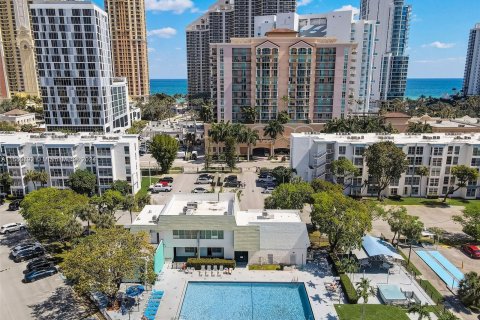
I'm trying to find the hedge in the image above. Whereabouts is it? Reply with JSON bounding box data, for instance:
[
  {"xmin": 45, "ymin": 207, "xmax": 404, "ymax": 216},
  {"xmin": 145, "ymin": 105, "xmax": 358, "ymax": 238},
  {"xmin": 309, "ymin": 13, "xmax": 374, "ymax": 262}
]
[
  {"xmin": 186, "ymin": 258, "xmax": 236, "ymax": 270},
  {"xmin": 248, "ymin": 264, "xmax": 282, "ymax": 271},
  {"xmin": 418, "ymin": 279, "xmax": 444, "ymax": 304},
  {"xmin": 339, "ymin": 274, "xmax": 358, "ymax": 304},
  {"xmin": 329, "ymin": 253, "xmax": 345, "ymax": 274}
]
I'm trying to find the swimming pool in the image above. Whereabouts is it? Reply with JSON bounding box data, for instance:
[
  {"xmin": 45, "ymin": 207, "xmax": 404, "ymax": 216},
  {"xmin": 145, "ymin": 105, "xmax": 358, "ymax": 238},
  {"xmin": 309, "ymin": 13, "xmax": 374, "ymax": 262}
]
[{"xmin": 179, "ymin": 282, "xmax": 315, "ymax": 320}]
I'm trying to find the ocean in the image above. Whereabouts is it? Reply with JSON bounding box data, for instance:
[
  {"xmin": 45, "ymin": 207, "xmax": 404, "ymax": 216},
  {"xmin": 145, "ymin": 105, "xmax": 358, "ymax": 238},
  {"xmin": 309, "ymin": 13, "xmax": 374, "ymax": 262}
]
[{"xmin": 149, "ymin": 78, "xmax": 465, "ymax": 100}]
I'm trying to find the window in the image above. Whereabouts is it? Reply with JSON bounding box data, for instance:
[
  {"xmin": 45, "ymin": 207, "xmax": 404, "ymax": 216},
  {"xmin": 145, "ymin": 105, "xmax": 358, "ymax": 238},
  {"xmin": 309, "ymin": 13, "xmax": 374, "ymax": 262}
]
[
  {"xmin": 432, "ymin": 147, "xmax": 443, "ymax": 156},
  {"xmin": 354, "ymin": 147, "xmax": 365, "ymax": 156},
  {"xmin": 124, "ymin": 146, "xmax": 130, "ymax": 153},
  {"xmin": 467, "ymin": 188, "xmax": 476, "ymax": 197},
  {"xmin": 408, "ymin": 146, "xmax": 415, "ymax": 155},
  {"xmin": 416, "ymin": 147, "xmax": 424, "ymax": 155},
  {"xmin": 184, "ymin": 247, "xmax": 195, "ymax": 253},
  {"xmin": 429, "ymin": 178, "xmax": 439, "ymax": 187},
  {"xmin": 338, "ymin": 146, "xmax": 346, "ymax": 155},
  {"xmin": 354, "ymin": 158, "xmax": 363, "ymax": 166},
  {"xmin": 431, "ymin": 168, "xmax": 441, "ymax": 177},
  {"xmin": 471, "ymin": 158, "xmax": 480, "ymax": 167},
  {"xmin": 97, "ymin": 158, "xmax": 112, "ymax": 166},
  {"xmin": 211, "ymin": 248, "xmax": 223, "ymax": 253},
  {"xmin": 431, "ymin": 158, "xmax": 442, "ymax": 167},
  {"xmin": 411, "ymin": 187, "xmax": 419, "ymax": 195}
]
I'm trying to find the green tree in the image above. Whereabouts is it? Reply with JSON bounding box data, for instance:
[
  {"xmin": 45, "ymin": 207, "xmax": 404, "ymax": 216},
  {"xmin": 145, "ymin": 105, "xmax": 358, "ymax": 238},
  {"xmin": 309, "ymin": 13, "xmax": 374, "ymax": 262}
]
[
  {"xmin": 74, "ymin": 204, "xmax": 98, "ymax": 233},
  {"xmin": 415, "ymin": 166, "xmax": 429, "ymax": 197},
  {"xmin": 68, "ymin": 169, "xmax": 97, "ymax": 196},
  {"xmin": 20, "ymin": 188, "xmax": 88, "ymax": 241},
  {"xmin": 322, "ymin": 116, "xmax": 396, "ymax": 134},
  {"xmin": 61, "ymin": 228, "xmax": 155, "ymax": 304},
  {"xmin": 24, "ymin": 170, "xmax": 39, "ymax": 192},
  {"xmin": 263, "ymin": 120, "xmax": 284, "ymax": 156},
  {"xmin": 271, "ymin": 166, "xmax": 293, "ymax": 184},
  {"xmin": 437, "ymin": 311, "xmax": 460, "ymax": 320},
  {"xmin": 140, "ymin": 94, "xmax": 175, "ymax": 121},
  {"xmin": 150, "ymin": 134, "xmax": 179, "ymax": 173},
  {"xmin": 184, "ymin": 132, "xmax": 196, "ymax": 153},
  {"xmin": 406, "ymin": 122, "xmax": 433, "ymax": 133},
  {"xmin": 277, "ymin": 110, "xmax": 290, "ymax": 124},
  {"xmin": 458, "ymin": 271, "xmax": 480, "ymax": 309},
  {"xmin": 402, "ymin": 215, "xmax": 424, "ymax": 264},
  {"xmin": 408, "ymin": 303, "xmax": 432, "ymax": 320},
  {"xmin": 200, "ymin": 103, "xmax": 214, "ymax": 123},
  {"xmin": 0, "ymin": 121, "xmax": 17, "ymax": 131},
  {"xmin": 330, "ymin": 158, "xmax": 359, "ymax": 189},
  {"xmin": 0, "ymin": 172, "xmax": 13, "ymax": 194},
  {"xmin": 241, "ymin": 106, "xmax": 257, "ymax": 124},
  {"xmin": 386, "ymin": 206, "xmax": 408, "ymax": 244},
  {"xmin": 239, "ymin": 127, "xmax": 259, "ymax": 161},
  {"xmin": 453, "ymin": 206, "xmax": 480, "ymax": 242},
  {"xmin": 364, "ymin": 141, "xmax": 408, "ymax": 200},
  {"xmin": 311, "ymin": 190, "xmax": 372, "ymax": 252},
  {"xmin": 264, "ymin": 182, "xmax": 314, "ymax": 210},
  {"xmin": 93, "ymin": 189, "xmax": 125, "ymax": 216},
  {"xmin": 36, "ymin": 170, "xmax": 48, "ymax": 187},
  {"xmin": 224, "ymin": 136, "xmax": 237, "ymax": 170},
  {"xmin": 443, "ymin": 165, "xmax": 479, "ymax": 202},
  {"xmin": 310, "ymin": 179, "xmax": 343, "ymax": 193},
  {"xmin": 110, "ymin": 180, "xmax": 131, "ymax": 196},
  {"xmin": 356, "ymin": 277, "xmax": 376, "ymax": 320},
  {"xmin": 123, "ymin": 194, "xmax": 136, "ymax": 224},
  {"xmin": 20, "ymin": 124, "xmax": 35, "ymax": 132},
  {"xmin": 135, "ymin": 193, "xmax": 151, "ymax": 210},
  {"xmin": 126, "ymin": 120, "xmax": 148, "ymax": 134}
]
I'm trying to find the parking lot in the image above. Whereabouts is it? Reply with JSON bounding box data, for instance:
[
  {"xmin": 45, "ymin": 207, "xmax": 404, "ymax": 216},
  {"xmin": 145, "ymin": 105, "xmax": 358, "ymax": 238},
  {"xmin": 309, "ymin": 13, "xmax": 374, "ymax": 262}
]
[
  {"xmin": 147, "ymin": 171, "xmax": 273, "ymax": 211},
  {"xmin": 0, "ymin": 206, "xmax": 89, "ymax": 320}
]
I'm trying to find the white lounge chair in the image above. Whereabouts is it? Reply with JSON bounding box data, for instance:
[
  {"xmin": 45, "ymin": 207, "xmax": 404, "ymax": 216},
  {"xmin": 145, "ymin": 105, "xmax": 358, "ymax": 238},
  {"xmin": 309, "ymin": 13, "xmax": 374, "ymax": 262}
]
[
  {"xmin": 206, "ymin": 265, "xmax": 211, "ymax": 276},
  {"xmin": 200, "ymin": 265, "xmax": 205, "ymax": 276},
  {"xmin": 219, "ymin": 265, "xmax": 223, "ymax": 277},
  {"xmin": 213, "ymin": 265, "xmax": 218, "ymax": 276},
  {"xmin": 228, "ymin": 268, "xmax": 233, "ymax": 274}
]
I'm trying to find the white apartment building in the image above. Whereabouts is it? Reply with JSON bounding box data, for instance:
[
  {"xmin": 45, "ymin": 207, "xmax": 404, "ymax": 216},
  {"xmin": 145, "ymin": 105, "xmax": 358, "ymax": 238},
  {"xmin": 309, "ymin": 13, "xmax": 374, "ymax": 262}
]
[
  {"xmin": 291, "ymin": 133, "xmax": 480, "ymax": 199},
  {"xmin": 254, "ymin": 10, "xmax": 377, "ymax": 113},
  {"xmin": 130, "ymin": 193, "xmax": 310, "ymax": 265},
  {"xmin": 0, "ymin": 132, "xmax": 140, "ymax": 197},
  {"xmin": 30, "ymin": 1, "xmax": 131, "ymax": 133},
  {"xmin": 463, "ymin": 23, "xmax": 480, "ymax": 96},
  {"xmin": 0, "ymin": 109, "xmax": 36, "ymax": 125}
]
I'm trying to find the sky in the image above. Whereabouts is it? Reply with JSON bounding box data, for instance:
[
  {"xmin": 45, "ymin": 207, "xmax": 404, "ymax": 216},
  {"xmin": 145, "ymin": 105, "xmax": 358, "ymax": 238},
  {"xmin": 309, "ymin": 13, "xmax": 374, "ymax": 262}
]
[{"xmin": 92, "ymin": 0, "xmax": 480, "ymax": 79}]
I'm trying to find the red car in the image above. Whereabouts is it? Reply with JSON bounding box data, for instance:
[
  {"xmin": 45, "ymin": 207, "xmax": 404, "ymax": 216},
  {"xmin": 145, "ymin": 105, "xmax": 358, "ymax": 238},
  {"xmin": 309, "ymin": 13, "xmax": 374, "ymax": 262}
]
[{"xmin": 462, "ymin": 244, "xmax": 480, "ymax": 259}]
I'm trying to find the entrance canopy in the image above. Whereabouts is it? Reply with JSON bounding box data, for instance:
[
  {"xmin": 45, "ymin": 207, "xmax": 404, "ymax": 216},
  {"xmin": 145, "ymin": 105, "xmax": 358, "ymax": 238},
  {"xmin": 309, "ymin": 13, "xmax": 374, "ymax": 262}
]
[{"xmin": 361, "ymin": 235, "xmax": 404, "ymax": 260}]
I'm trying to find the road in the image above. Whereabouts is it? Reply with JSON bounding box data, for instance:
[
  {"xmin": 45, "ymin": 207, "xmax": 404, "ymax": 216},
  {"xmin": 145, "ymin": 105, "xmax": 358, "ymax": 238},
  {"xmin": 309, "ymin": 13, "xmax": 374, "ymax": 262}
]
[{"xmin": 0, "ymin": 206, "xmax": 90, "ymax": 320}]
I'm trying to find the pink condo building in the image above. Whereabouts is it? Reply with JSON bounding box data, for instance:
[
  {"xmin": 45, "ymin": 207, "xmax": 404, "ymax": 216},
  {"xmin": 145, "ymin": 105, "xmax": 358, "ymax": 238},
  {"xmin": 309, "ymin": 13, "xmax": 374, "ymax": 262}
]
[{"xmin": 210, "ymin": 29, "xmax": 357, "ymax": 123}]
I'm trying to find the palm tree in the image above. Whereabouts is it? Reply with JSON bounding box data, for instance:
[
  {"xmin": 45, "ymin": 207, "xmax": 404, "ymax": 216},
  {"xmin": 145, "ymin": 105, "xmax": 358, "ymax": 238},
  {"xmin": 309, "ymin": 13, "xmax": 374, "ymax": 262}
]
[
  {"xmin": 37, "ymin": 171, "xmax": 49, "ymax": 188},
  {"xmin": 74, "ymin": 205, "xmax": 97, "ymax": 233},
  {"xmin": 135, "ymin": 193, "xmax": 151, "ymax": 209},
  {"xmin": 415, "ymin": 166, "xmax": 429, "ymax": 197},
  {"xmin": 241, "ymin": 106, "xmax": 257, "ymax": 124},
  {"xmin": 408, "ymin": 303, "xmax": 432, "ymax": 320},
  {"xmin": 24, "ymin": 170, "xmax": 38, "ymax": 192},
  {"xmin": 123, "ymin": 194, "xmax": 136, "ymax": 224},
  {"xmin": 341, "ymin": 256, "xmax": 359, "ymax": 281},
  {"xmin": 184, "ymin": 132, "xmax": 196, "ymax": 153},
  {"xmin": 0, "ymin": 172, "xmax": 13, "ymax": 195},
  {"xmin": 458, "ymin": 271, "xmax": 480, "ymax": 308},
  {"xmin": 263, "ymin": 120, "xmax": 284, "ymax": 157},
  {"xmin": 356, "ymin": 277, "xmax": 376, "ymax": 320},
  {"xmin": 437, "ymin": 311, "xmax": 460, "ymax": 320},
  {"xmin": 406, "ymin": 122, "xmax": 433, "ymax": 133},
  {"xmin": 240, "ymin": 127, "xmax": 259, "ymax": 162}
]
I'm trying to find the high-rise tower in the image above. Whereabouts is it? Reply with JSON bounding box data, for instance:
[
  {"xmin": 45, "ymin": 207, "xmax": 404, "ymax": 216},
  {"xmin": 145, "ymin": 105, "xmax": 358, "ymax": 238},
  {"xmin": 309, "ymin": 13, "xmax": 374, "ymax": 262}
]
[
  {"xmin": 360, "ymin": 0, "xmax": 411, "ymax": 103},
  {"xmin": 463, "ymin": 23, "xmax": 480, "ymax": 96},
  {"xmin": 0, "ymin": 0, "xmax": 39, "ymax": 96},
  {"xmin": 104, "ymin": 0, "xmax": 150, "ymax": 100}
]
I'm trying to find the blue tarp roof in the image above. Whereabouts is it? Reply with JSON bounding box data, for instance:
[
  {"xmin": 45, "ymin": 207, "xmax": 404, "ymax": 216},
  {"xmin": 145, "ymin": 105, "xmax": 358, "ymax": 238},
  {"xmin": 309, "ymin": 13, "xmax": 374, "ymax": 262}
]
[{"xmin": 362, "ymin": 235, "xmax": 404, "ymax": 260}]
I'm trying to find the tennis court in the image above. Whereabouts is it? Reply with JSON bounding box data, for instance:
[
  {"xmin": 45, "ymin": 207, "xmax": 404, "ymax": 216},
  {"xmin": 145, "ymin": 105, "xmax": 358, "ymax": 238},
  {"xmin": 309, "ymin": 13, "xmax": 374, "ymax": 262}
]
[{"xmin": 416, "ymin": 251, "xmax": 463, "ymax": 289}]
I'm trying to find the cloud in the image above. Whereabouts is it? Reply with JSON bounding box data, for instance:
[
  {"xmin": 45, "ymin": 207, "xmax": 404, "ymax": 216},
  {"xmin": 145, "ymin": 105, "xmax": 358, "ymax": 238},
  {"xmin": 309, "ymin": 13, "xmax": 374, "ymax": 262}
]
[
  {"xmin": 297, "ymin": 0, "xmax": 312, "ymax": 6},
  {"xmin": 334, "ymin": 5, "xmax": 360, "ymax": 15},
  {"xmin": 145, "ymin": 0, "xmax": 195, "ymax": 14},
  {"xmin": 147, "ymin": 27, "xmax": 177, "ymax": 38},
  {"xmin": 412, "ymin": 57, "xmax": 464, "ymax": 64},
  {"xmin": 175, "ymin": 47, "xmax": 182, "ymax": 50},
  {"xmin": 421, "ymin": 41, "xmax": 455, "ymax": 49},
  {"xmin": 148, "ymin": 47, "xmax": 156, "ymax": 53}
]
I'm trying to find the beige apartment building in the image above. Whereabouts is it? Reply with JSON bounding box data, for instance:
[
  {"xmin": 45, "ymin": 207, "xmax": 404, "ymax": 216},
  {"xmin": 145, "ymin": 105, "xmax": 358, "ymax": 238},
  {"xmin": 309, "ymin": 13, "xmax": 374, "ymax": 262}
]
[
  {"xmin": 0, "ymin": 27, "xmax": 10, "ymax": 100},
  {"xmin": 210, "ymin": 29, "xmax": 357, "ymax": 123},
  {"xmin": 104, "ymin": 0, "xmax": 150, "ymax": 100},
  {"xmin": 0, "ymin": 0, "xmax": 39, "ymax": 96}
]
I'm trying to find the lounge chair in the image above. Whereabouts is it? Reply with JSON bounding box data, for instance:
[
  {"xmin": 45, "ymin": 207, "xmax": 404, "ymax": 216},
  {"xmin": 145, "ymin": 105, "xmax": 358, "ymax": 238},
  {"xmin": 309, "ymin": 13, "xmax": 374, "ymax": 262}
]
[
  {"xmin": 224, "ymin": 267, "xmax": 228, "ymax": 274},
  {"xmin": 213, "ymin": 265, "xmax": 218, "ymax": 276},
  {"xmin": 206, "ymin": 265, "xmax": 211, "ymax": 276},
  {"xmin": 200, "ymin": 265, "xmax": 205, "ymax": 276},
  {"xmin": 228, "ymin": 268, "xmax": 233, "ymax": 274},
  {"xmin": 219, "ymin": 265, "xmax": 223, "ymax": 277}
]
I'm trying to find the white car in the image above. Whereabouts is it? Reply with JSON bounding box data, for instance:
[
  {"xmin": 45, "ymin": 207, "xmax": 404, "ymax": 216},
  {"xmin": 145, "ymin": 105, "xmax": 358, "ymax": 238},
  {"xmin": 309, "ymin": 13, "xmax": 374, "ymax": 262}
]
[
  {"xmin": 192, "ymin": 187, "xmax": 209, "ymax": 193},
  {"xmin": 151, "ymin": 185, "xmax": 172, "ymax": 193},
  {"xmin": 0, "ymin": 223, "xmax": 26, "ymax": 235},
  {"xmin": 262, "ymin": 187, "xmax": 275, "ymax": 194},
  {"xmin": 196, "ymin": 177, "xmax": 213, "ymax": 184}
]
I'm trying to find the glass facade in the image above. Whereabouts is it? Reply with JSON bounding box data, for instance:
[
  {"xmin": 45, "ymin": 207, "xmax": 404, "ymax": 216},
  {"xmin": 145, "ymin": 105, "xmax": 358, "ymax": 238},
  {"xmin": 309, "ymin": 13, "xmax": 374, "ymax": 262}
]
[
  {"xmin": 313, "ymin": 48, "xmax": 336, "ymax": 122},
  {"xmin": 288, "ymin": 47, "xmax": 312, "ymax": 122},
  {"xmin": 255, "ymin": 47, "xmax": 278, "ymax": 122}
]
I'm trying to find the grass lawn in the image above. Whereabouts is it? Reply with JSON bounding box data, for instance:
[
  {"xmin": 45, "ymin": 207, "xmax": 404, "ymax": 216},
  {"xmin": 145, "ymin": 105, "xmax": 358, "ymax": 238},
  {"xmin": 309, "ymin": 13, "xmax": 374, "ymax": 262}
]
[
  {"xmin": 334, "ymin": 304, "xmax": 409, "ymax": 320},
  {"xmin": 366, "ymin": 197, "xmax": 480, "ymax": 210},
  {"xmin": 136, "ymin": 176, "xmax": 160, "ymax": 197}
]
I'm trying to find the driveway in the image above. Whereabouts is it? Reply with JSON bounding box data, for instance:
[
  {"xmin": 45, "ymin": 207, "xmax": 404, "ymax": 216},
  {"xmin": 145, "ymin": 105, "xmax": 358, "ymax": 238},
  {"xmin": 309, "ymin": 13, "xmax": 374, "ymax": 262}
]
[{"xmin": 0, "ymin": 206, "xmax": 91, "ymax": 319}]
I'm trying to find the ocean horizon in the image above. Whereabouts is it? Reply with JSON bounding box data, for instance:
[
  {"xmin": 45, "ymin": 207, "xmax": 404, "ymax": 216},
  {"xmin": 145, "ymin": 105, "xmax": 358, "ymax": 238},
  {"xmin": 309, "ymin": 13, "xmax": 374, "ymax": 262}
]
[{"xmin": 150, "ymin": 78, "xmax": 464, "ymax": 100}]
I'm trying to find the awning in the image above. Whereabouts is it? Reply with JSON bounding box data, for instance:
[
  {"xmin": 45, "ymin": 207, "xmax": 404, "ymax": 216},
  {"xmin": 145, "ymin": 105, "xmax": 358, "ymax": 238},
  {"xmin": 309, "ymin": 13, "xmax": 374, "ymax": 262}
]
[
  {"xmin": 352, "ymin": 247, "xmax": 369, "ymax": 260},
  {"xmin": 362, "ymin": 235, "xmax": 404, "ymax": 260}
]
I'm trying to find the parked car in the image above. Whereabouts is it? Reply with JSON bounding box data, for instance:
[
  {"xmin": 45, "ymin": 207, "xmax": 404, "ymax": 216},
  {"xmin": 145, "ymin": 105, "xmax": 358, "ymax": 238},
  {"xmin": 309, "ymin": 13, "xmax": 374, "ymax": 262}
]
[
  {"xmin": 0, "ymin": 222, "xmax": 26, "ymax": 234},
  {"xmin": 224, "ymin": 180, "xmax": 240, "ymax": 188},
  {"xmin": 262, "ymin": 187, "xmax": 275, "ymax": 194},
  {"xmin": 192, "ymin": 187, "xmax": 209, "ymax": 193},
  {"xmin": 224, "ymin": 175, "xmax": 238, "ymax": 182},
  {"xmin": 160, "ymin": 177, "xmax": 174, "ymax": 184},
  {"xmin": 462, "ymin": 244, "xmax": 480, "ymax": 259},
  {"xmin": 257, "ymin": 175, "xmax": 276, "ymax": 183},
  {"xmin": 24, "ymin": 266, "xmax": 57, "ymax": 283},
  {"xmin": 25, "ymin": 257, "xmax": 54, "ymax": 273},
  {"xmin": 199, "ymin": 174, "xmax": 213, "ymax": 179},
  {"xmin": 151, "ymin": 185, "xmax": 172, "ymax": 193},
  {"xmin": 11, "ymin": 247, "xmax": 45, "ymax": 262},
  {"xmin": 196, "ymin": 177, "xmax": 213, "ymax": 184},
  {"xmin": 8, "ymin": 200, "xmax": 21, "ymax": 211},
  {"xmin": 12, "ymin": 242, "xmax": 42, "ymax": 253},
  {"xmin": 262, "ymin": 181, "xmax": 277, "ymax": 188}
]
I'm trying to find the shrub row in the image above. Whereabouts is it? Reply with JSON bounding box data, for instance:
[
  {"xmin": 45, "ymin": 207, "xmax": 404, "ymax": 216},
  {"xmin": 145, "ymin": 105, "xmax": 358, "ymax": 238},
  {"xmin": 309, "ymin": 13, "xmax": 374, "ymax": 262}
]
[
  {"xmin": 248, "ymin": 264, "xmax": 282, "ymax": 271},
  {"xmin": 186, "ymin": 258, "xmax": 236, "ymax": 270},
  {"xmin": 339, "ymin": 274, "xmax": 358, "ymax": 304},
  {"xmin": 329, "ymin": 253, "xmax": 345, "ymax": 274},
  {"xmin": 418, "ymin": 279, "xmax": 444, "ymax": 304}
]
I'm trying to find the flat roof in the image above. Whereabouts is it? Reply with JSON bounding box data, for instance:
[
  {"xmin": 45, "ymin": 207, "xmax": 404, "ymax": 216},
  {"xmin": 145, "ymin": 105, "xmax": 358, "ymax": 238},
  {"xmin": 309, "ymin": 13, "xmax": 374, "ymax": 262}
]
[
  {"xmin": 0, "ymin": 132, "xmax": 137, "ymax": 145},
  {"xmin": 291, "ymin": 132, "xmax": 480, "ymax": 144},
  {"xmin": 236, "ymin": 209, "xmax": 303, "ymax": 226},
  {"xmin": 133, "ymin": 205, "xmax": 165, "ymax": 226},
  {"xmin": 160, "ymin": 193, "xmax": 236, "ymax": 216}
]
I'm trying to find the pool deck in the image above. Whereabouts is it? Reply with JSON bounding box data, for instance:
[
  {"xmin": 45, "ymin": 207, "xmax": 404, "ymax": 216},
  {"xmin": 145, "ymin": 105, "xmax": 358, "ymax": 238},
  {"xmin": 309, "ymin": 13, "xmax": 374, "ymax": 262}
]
[{"xmin": 155, "ymin": 262, "xmax": 343, "ymax": 320}]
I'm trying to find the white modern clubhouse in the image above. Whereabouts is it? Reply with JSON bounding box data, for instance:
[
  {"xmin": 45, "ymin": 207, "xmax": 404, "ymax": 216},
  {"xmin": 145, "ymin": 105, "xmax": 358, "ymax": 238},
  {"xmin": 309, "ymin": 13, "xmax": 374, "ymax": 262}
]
[{"xmin": 130, "ymin": 193, "xmax": 309, "ymax": 265}]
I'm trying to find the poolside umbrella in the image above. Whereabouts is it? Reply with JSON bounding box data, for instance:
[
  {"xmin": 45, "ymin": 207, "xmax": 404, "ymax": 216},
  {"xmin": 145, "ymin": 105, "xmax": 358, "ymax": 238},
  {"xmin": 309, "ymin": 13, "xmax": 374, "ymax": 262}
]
[{"xmin": 126, "ymin": 285, "xmax": 145, "ymax": 298}]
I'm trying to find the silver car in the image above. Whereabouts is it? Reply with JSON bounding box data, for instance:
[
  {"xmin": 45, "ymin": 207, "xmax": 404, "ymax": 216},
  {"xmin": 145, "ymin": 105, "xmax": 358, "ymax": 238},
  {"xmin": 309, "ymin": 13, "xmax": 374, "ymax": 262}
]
[{"xmin": 0, "ymin": 222, "xmax": 26, "ymax": 234}]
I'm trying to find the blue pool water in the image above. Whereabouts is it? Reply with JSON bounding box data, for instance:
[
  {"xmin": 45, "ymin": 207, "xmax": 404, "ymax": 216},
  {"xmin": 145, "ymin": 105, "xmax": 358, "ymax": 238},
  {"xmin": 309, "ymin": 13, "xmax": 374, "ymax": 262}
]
[{"xmin": 179, "ymin": 282, "xmax": 314, "ymax": 320}]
